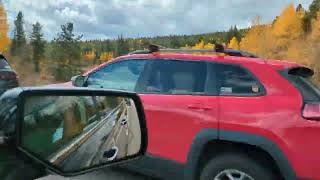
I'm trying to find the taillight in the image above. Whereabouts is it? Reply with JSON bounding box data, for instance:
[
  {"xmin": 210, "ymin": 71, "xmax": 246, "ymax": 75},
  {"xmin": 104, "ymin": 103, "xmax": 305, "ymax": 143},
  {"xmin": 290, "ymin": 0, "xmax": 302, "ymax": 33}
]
[
  {"xmin": 0, "ymin": 72, "xmax": 17, "ymax": 80},
  {"xmin": 303, "ymin": 103, "xmax": 320, "ymax": 120}
]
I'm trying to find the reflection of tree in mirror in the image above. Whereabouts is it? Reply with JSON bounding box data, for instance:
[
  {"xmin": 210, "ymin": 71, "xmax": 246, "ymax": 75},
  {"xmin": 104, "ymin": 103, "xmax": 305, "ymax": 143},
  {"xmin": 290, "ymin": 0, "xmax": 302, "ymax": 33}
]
[{"xmin": 23, "ymin": 96, "xmax": 99, "ymax": 157}]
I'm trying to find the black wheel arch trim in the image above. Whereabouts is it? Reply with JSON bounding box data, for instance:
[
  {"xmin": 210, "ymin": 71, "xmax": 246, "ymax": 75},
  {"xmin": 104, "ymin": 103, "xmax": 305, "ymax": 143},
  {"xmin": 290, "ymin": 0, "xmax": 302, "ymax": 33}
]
[{"xmin": 185, "ymin": 128, "xmax": 297, "ymax": 180}]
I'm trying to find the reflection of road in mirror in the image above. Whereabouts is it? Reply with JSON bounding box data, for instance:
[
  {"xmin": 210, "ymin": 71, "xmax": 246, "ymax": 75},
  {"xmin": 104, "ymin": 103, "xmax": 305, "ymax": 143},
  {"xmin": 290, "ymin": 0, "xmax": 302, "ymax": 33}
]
[
  {"xmin": 91, "ymin": 99, "xmax": 141, "ymax": 165},
  {"xmin": 48, "ymin": 98, "xmax": 141, "ymax": 172}
]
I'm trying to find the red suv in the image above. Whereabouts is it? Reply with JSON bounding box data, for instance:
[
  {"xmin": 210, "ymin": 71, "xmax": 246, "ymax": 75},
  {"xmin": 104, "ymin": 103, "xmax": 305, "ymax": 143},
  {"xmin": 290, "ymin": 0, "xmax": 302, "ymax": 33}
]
[
  {"xmin": 68, "ymin": 49, "xmax": 320, "ymax": 180},
  {"xmin": 2, "ymin": 49, "xmax": 319, "ymax": 180}
]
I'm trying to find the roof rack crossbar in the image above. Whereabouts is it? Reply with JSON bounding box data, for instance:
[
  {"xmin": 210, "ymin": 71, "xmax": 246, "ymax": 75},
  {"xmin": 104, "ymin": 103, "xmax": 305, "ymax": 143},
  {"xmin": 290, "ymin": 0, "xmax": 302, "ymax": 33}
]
[
  {"xmin": 129, "ymin": 48, "xmax": 224, "ymax": 55},
  {"xmin": 129, "ymin": 43, "xmax": 226, "ymax": 55}
]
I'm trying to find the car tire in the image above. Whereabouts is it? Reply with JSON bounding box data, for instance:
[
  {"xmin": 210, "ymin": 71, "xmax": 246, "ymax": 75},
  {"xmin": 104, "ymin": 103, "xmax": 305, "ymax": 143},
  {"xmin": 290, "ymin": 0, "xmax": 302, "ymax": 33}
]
[{"xmin": 200, "ymin": 153, "xmax": 278, "ymax": 180}]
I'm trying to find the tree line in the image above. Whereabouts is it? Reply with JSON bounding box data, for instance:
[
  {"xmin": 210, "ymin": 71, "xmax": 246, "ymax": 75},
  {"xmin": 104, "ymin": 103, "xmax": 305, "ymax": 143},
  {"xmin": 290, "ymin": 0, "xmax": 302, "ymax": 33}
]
[
  {"xmin": 236, "ymin": 0, "xmax": 320, "ymax": 82},
  {"xmin": 8, "ymin": 10, "xmax": 246, "ymax": 83},
  {"xmin": 6, "ymin": 0, "xmax": 320, "ymax": 84}
]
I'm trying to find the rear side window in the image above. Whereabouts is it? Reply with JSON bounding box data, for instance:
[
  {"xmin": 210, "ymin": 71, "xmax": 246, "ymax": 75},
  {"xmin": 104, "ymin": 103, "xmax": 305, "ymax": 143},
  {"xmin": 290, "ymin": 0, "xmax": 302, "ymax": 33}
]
[
  {"xmin": 143, "ymin": 60, "xmax": 207, "ymax": 95},
  {"xmin": 0, "ymin": 58, "xmax": 10, "ymax": 70},
  {"xmin": 279, "ymin": 69, "xmax": 320, "ymax": 102},
  {"xmin": 216, "ymin": 64, "xmax": 265, "ymax": 96}
]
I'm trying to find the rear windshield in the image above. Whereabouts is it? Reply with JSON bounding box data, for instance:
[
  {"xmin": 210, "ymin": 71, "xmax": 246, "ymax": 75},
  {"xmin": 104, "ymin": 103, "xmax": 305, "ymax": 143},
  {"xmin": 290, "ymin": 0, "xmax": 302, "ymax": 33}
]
[
  {"xmin": 0, "ymin": 58, "xmax": 11, "ymax": 70},
  {"xmin": 279, "ymin": 69, "xmax": 320, "ymax": 102}
]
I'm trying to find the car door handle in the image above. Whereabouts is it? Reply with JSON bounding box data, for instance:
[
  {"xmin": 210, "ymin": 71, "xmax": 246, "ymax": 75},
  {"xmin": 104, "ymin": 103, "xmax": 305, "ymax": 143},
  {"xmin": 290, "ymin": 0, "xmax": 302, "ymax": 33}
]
[
  {"xmin": 202, "ymin": 106, "xmax": 212, "ymax": 111},
  {"xmin": 187, "ymin": 104, "xmax": 202, "ymax": 109},
  {"xmin": 121, "ymin": 118, "xmax": 128, "ymax": 125},
  {"xmin": 187, "ymin": 104, "xmax": 212, "ymax": 111},
  {"xmin": 103, "ymin": 146, "xmax": 119, "ymax": 161}
]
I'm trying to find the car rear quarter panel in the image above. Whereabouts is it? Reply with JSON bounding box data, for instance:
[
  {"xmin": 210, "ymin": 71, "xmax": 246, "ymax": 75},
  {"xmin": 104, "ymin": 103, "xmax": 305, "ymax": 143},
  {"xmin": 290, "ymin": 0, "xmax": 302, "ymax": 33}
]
[{"xmin": 219, "ymin": 61, "xmax": 320, "ymax": 179}]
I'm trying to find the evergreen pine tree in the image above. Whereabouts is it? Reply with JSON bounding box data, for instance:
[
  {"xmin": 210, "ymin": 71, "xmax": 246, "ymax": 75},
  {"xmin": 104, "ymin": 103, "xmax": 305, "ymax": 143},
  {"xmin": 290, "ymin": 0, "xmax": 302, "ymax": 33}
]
[
  {"xmin": 30, "ymin": 22, "xmax": 45, "ymax": 72},
  {"xmin": 11, "ymin": 11, "xmax": 26, "ymax": 56}
]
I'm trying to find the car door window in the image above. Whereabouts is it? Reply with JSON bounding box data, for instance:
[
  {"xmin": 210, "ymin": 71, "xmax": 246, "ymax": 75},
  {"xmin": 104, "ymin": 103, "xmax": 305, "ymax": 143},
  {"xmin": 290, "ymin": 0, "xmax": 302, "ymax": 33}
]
[
  {"xmin": 87, "ymin": 60, "xmax": 147, "ymax": 91},
  {"xmin": 142, "ymin": 60, "xmax": 207, "ymax": 95},
  {"xmin": 216, "ymin": 64, "xmax": 265, "ymax": 96}
]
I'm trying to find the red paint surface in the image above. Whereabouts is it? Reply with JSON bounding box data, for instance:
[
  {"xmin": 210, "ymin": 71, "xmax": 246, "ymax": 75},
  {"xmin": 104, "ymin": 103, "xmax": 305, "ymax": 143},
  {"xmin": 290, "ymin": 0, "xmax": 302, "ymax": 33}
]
[{"xmin": 59, "ymin": 54, "xmax": 320, "ymax": 179}]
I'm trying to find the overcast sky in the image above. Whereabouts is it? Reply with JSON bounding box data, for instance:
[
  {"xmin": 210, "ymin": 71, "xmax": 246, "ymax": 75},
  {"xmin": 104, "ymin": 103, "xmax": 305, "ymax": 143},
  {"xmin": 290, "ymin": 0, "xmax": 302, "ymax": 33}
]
[{"xmin": 2, "ymin": 0, "xmax": 313, "ymax": 40}]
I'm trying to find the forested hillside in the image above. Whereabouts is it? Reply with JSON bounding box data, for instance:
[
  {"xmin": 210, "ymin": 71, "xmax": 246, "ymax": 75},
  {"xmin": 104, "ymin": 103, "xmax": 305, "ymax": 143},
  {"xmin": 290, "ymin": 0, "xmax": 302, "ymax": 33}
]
[{"xmin": 0, "ymin": 1, "xmax": 319, "ymax": 85}]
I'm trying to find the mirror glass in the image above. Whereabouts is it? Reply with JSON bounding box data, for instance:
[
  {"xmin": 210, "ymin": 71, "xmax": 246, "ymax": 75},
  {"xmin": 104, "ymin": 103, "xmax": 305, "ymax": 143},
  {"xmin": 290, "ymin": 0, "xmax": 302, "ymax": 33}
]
[
  {"xmin": 71, "ymin": 75, "xmax": 86, "ymax": 87},
  {"xmin": 21, "ymin": 95, "xmax": 142, "ymax": 172}
]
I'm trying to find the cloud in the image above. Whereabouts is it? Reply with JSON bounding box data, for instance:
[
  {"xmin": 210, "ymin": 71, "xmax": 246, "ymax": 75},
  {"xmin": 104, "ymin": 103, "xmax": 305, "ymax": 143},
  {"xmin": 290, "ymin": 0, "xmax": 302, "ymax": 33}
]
[{"xmin": 2, "ymin": 0, "xmax": 313, "ymax": 40}]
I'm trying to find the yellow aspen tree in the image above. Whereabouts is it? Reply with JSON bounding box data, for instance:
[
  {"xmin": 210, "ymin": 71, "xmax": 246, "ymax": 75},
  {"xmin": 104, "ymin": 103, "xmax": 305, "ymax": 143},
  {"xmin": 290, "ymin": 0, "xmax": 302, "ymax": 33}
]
[
  {"xmin": 0, "ymin": 3, "xmax": 10, "ymax": 52},
  {"xmin": 309, "ymin": 11, "xmax": 320, "ymax": 80},
  {"xmin": 272, "ymin": 4, "xmax": 303, "ymax": 47},
  {"xmin": 283, "ymin": 6, "xmax": 310, "ymax": 65},
  {"xmin": 285, "ymin": 38, "xmax": 311, "ymax": 65},
  {"xmin": 99, "ymin": 52, "xmax": 114, "ymax": 62},
  {"xmin": 204, "ymin": 43, "xmax": 214, "ymax": 49},
  {"xmin": 240, "ymin": 4, "xmax": 312, "ymax": 66},
  {"xmin": 184, "ymin": 44, "xmax": 191, "ymax": 48},
  {"xmin": 84, "ymin": 50, "xmax": 96, "ymax": 61},
  {"xmin": 274, "ymin": 4, "xmax": 308, "ymax": 63},
  {"xmin": 311, "ymin": 11, "xmax": 320, "ymax": 43},
  {"xmin": 193, "ymin": 40, "xmax": 205, "ymax": 49},
  {"xmin": 240, "ymin": 23, "xmax": 277, "ymax": 58},
  {"xmin": 106, "ymin": 52, "xmax": 114, "ymax": 60},
  {"xmin": 228, "ymin": 37, "xmax": 239, "ymax": 50},
  {"xmin": 297, "ymin": 6, "xmax": 305, "ymax": 19},
  {"xmin": 99, "ymin": 52, "xmax": 108, "ymax": 61},
  {"xmin": 239, "ymin": 25, "xmax": 263, "ymax": 54},
  {"xmin": 240, "ymin": 16, "xmax": 264, "ymax": 54}
]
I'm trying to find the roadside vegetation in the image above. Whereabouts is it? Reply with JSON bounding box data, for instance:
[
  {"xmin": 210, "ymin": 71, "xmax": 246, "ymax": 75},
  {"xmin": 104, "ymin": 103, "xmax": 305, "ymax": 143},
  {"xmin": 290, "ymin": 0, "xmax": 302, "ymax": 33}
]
[{"xmin": 0, "ymin": 1, "xmax": 319, "ymax": 85}]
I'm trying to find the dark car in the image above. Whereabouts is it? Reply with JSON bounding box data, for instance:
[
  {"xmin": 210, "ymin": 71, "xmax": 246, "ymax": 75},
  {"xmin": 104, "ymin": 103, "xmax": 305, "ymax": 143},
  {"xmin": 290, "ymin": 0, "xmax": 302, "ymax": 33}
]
[{"xmin": 0, "ymin": 56, "xmax": 18, "ymax": 95}]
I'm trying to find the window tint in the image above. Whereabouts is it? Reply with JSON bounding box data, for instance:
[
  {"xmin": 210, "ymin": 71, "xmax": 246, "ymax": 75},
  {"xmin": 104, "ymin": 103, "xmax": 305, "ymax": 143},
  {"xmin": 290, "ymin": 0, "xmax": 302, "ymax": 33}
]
[
  {"xmin": 279, "ymin": 70, "xmax": 320, "ymax": 102},
  {"xmin": 217, "ymin": 64, "xmax": 263, "ymax": 96},
  {"xmin": 0, "ymin": 58, "xmax": 11, "ymax": 70},
  {"xmin": 143, "ymin": 60, "xmax": 207, "ymax": 95},
  {"xmin": 87, "ymin": 60, "xmax": 146, "ymax": 91}
]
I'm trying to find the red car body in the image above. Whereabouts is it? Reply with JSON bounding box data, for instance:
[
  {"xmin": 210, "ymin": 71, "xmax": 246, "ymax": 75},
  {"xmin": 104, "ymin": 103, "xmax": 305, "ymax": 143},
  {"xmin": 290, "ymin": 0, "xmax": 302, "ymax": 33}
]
[{"xmin": 63, "ymin": 53, "xmax": 320, "ymax": 180}]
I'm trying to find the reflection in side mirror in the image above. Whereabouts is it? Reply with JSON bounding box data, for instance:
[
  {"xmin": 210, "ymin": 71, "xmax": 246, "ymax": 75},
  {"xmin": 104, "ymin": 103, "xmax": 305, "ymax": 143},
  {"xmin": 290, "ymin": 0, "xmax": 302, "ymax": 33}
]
[{"xmin": 16, "ymin": 88, "xmax": 147, "ymax": 176}]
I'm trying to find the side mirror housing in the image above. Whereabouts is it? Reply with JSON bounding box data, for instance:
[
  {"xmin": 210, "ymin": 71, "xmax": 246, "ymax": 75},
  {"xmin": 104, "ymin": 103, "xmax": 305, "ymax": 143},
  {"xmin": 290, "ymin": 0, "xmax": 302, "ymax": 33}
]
[
  {"xmin": 15, "ymin": 88, "xmax": 147, "ymax": 177},
  {"xmin": 71, "ymin": 75, "xmax": 86, "ymax": 87}
]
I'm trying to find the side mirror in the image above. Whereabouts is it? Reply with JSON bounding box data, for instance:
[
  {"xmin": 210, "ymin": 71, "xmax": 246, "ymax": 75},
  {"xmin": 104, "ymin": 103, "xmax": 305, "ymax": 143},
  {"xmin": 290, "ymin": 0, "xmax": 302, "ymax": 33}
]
[
  {"xmin": 71, "ymin": 75, "xmax": 86, "ymax": 87},
  {"xmin": 16, "ymin": 88, "xmax": 147, "ymax": 176}
]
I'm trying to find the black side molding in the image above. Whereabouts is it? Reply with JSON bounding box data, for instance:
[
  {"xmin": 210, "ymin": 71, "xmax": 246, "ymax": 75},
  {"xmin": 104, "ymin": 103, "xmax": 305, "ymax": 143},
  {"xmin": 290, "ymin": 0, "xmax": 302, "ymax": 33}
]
[
  {"xmin": 185, "ymin": 129, "xmax": 218, "ymax": 180},
  {"xmin": 185, "ymin": 129, "xmax": 297, "ymax": 180}
]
